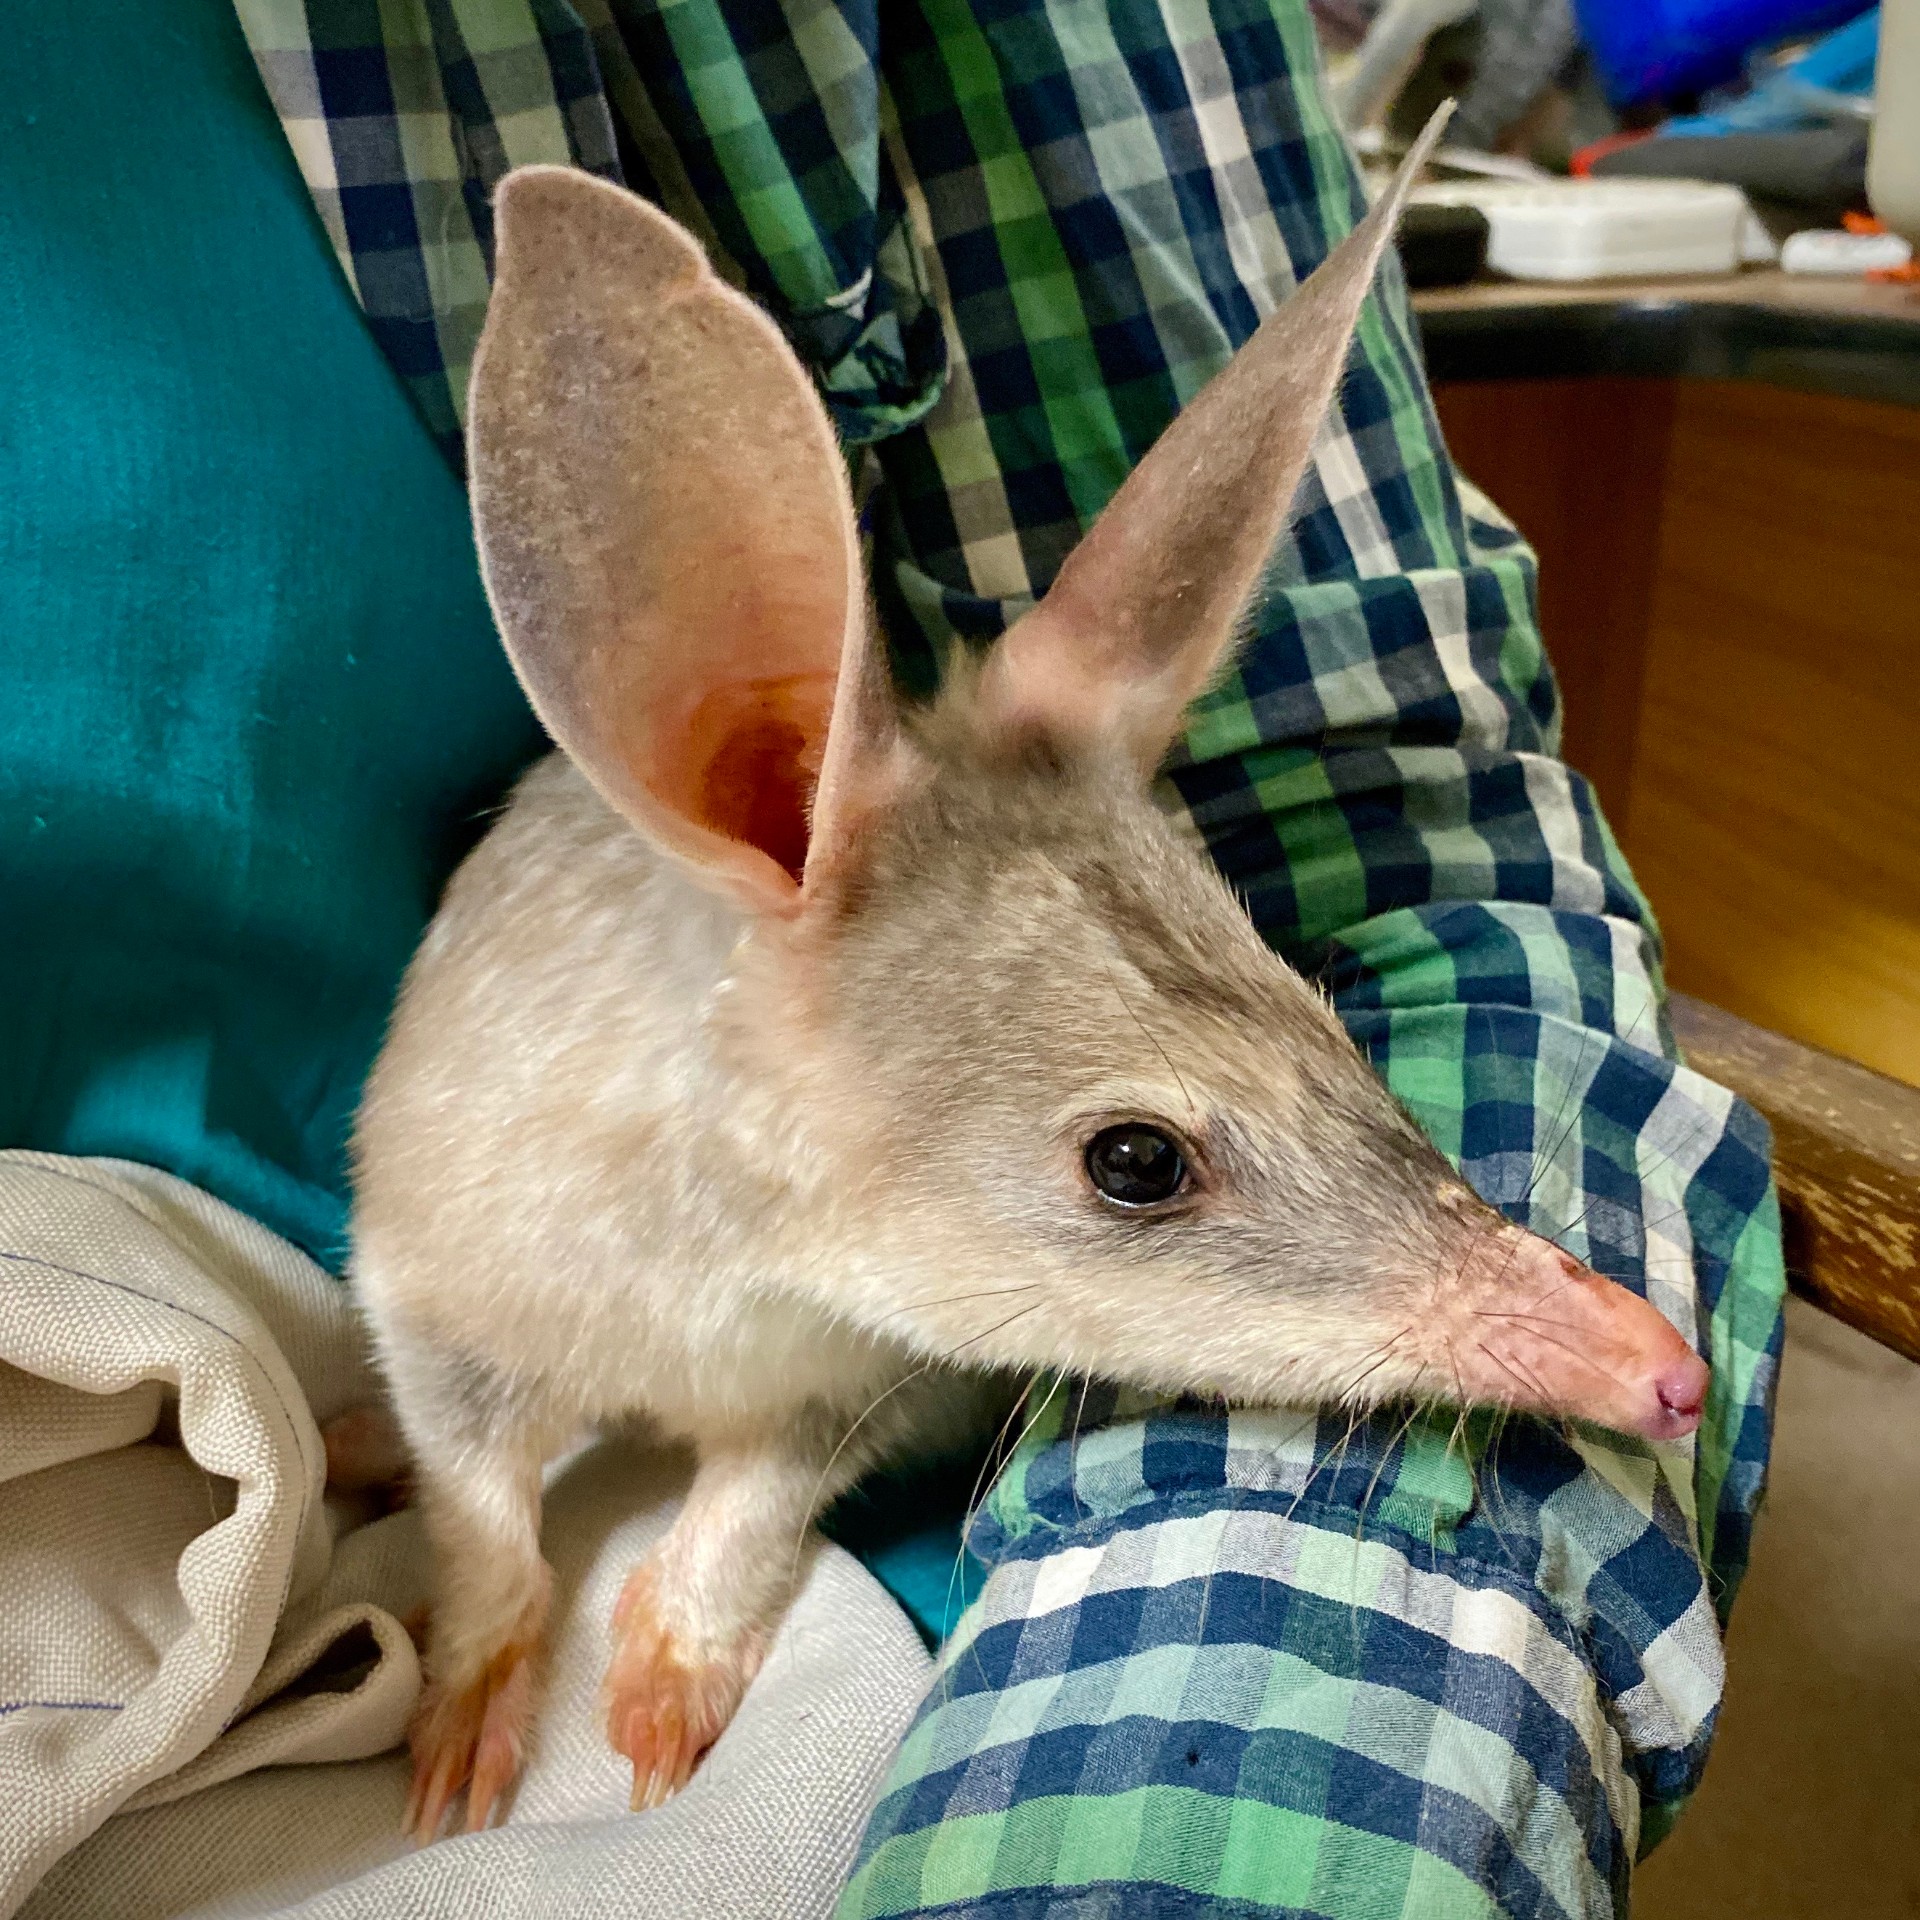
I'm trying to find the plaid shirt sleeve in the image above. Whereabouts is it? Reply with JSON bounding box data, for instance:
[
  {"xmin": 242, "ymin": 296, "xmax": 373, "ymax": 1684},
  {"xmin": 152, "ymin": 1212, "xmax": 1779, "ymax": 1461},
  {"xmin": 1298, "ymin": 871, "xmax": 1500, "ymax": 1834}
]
[{"xmin": 233, "ymin": 4, "xmax": 1786, "ymax": 1915}]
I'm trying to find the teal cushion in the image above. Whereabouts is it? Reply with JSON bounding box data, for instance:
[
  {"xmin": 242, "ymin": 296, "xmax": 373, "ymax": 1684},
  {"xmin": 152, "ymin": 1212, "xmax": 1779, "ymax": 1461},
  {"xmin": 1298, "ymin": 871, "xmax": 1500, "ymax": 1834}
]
[{"xmin": 0, "ymin": 0, "xmax": 543, "ymax": 1263}]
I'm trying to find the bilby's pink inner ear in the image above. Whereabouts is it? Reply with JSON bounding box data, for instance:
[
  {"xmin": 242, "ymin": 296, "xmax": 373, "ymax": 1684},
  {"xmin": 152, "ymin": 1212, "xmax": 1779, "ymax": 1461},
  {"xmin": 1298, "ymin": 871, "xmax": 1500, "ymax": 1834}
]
[
  {"xmin": 982, "ymin": 104, "xmax": 1455, "ymax": 775},
  {"xmin": 469, "ymin": 166, "xmax": 887, "ymax": 916}
]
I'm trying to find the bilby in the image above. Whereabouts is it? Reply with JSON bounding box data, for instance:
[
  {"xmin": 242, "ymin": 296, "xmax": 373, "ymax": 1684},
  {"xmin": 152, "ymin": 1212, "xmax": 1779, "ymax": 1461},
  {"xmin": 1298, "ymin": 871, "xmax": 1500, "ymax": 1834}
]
[{"xmin": 348, "ymin": 105, "xmax": 1707, "ymax": 1838}]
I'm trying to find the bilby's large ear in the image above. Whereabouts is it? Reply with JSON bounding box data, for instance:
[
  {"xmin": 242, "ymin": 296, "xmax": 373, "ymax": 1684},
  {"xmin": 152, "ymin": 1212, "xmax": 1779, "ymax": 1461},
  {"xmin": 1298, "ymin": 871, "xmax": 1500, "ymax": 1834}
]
[
  {"xmin": 470, "ymin": 167, "xmax": 902, "ymax": 917},
  {"xmin": 982, "ymin": 105, "xmax": 1454, "ymax": 773}
]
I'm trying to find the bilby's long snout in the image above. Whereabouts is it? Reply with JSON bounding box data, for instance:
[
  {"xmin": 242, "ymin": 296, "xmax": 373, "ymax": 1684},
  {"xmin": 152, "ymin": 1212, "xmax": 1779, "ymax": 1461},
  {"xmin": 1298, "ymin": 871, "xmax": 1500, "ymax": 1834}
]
[{"xmin": 1447, "ymin": 1234, "xmax": 1708, "ymax": 1442}]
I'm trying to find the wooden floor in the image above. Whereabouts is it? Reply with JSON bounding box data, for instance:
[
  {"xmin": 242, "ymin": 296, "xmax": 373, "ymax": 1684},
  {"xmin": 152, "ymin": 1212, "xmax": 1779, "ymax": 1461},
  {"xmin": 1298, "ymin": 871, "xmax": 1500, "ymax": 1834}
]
[{"xmin": 1435, "ymin": 377, "xmax": 1920, "ymax": 1088}]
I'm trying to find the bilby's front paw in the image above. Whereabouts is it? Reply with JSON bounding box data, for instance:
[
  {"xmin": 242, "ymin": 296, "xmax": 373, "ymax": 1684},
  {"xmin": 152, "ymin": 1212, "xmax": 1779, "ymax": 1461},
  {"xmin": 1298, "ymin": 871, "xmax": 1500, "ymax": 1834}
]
[
  {"xmin": 405, "ymin": 1636, "xmax": 541, "ymax": 1840},
  {"xmin": 604, "ymin": 1563, "xmax": 763, "ymax": 1810}
]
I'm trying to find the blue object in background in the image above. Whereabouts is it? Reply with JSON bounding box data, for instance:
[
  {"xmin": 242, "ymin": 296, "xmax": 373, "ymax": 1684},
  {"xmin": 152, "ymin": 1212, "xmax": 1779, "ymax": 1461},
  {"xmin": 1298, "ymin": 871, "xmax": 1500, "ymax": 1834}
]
[
  {"xmin": 1662, "ymin": 7, "xmax": 1877, "ymax": 131},
  {"xmin": 1576, "ymin": 0, "xmax": 1869, "ymax": 101}
]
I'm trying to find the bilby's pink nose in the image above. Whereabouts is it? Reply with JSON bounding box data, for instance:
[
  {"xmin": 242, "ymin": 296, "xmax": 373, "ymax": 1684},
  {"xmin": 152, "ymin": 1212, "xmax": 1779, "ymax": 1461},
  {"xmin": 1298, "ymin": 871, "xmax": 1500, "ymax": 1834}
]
[
  {"xmin": 1451, "ymin": 1235, "xmax": 1709, "ymax": 1442},
  {"xmin": 1652, "ymin": 1349, "xmax": 1710, "ymax": 1438}
]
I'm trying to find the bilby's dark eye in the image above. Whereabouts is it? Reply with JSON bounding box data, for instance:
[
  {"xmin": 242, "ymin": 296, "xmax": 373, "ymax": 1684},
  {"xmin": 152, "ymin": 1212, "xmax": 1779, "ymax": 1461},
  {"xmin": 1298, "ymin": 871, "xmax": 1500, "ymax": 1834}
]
[{"xmin": 1084, "ymin": 1124, "xmax": 1189, "ymax": 1208}]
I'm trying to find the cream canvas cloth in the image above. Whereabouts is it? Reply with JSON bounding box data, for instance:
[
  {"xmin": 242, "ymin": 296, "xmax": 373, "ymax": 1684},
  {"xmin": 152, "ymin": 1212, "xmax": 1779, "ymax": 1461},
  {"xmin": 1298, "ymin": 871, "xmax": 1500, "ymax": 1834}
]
[{"xmin": 0, "ymin": 1153, "xmax": 932, "ymax": 1919}]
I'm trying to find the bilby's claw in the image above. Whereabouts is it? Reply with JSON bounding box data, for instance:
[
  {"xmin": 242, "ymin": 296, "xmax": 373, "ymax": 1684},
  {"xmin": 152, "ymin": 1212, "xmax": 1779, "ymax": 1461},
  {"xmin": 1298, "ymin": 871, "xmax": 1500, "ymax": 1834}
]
[
  {"xmin": 603, "ymin": 1564, "xmax": 760, "ymax": 1812},
  {"xmin": 404, "ymin": 1638, "xmax": 540, "ymax": 1841}
]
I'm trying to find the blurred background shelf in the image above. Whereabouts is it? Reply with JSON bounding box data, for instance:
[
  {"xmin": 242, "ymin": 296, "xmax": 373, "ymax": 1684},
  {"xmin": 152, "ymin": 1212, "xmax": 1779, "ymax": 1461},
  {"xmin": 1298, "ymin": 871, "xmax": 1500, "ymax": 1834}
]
[{"xmin": 1418, "ymin": 268, "xmax": 1920, "ymax": 402}]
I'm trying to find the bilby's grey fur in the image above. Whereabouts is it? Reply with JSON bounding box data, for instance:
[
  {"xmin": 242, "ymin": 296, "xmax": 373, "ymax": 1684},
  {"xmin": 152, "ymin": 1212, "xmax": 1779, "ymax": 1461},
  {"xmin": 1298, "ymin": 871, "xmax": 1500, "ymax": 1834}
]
[{"xmin": 351, "ymin": 102, "xmax": 1703, "ymax": 1837}]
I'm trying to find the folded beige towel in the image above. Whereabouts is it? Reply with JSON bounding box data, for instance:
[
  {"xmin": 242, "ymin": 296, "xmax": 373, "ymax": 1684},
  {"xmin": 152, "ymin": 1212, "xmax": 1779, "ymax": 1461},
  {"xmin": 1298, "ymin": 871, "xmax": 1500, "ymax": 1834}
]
[{"xmin": 0, "ymin": 1154, "xmax": 930, "ymax": 1919}]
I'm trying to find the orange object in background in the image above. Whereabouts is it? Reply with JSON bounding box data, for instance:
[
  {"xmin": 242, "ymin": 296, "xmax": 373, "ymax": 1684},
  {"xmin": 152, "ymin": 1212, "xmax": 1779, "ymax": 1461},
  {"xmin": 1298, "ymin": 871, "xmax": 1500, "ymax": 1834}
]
[
  {"xmin": 1843, "ymin": 211, "xmax": 1920, "ymax": 280},
  {"xmin": 1569, "ymin": 130, "xmax": 1653, "ymax": 176}
]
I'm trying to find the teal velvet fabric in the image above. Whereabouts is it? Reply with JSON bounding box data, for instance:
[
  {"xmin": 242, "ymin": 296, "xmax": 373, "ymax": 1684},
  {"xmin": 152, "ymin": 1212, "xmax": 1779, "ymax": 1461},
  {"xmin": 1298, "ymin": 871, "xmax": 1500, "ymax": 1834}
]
[{"xmin": 0, "ymin": 0, "xmax": 544, "ymax": 1264}]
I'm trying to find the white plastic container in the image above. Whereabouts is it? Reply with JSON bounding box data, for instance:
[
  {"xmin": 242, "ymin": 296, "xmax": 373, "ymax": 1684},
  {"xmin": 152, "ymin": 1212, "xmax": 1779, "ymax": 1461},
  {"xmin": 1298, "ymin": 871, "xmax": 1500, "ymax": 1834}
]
[
  {"xmin": 1407, "ymin": 178, "xmax": 1749, "ymax": 281},
  {"xmin": 1781, "ymin": 228, "xmax": 1914, "ymax": 275}
]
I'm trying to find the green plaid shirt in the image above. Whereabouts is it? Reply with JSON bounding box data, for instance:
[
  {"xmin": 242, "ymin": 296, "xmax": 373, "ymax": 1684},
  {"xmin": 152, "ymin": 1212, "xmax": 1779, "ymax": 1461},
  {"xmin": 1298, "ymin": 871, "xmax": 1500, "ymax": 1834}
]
[{"xmin": 232, "ymin": 2, "xmax": 1785, "ymax": 1914}]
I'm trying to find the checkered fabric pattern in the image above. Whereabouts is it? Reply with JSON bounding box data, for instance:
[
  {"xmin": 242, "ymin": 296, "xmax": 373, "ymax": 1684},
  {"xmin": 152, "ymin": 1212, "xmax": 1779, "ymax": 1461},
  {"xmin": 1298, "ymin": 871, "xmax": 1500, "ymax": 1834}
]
[
  {"xmin": 234, "ymin": 3, "xmax": 1786, "ymax": 1914},
  {"xmin": 234, "ymin": 0, "xmax": 947, "ymax": 457}
]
